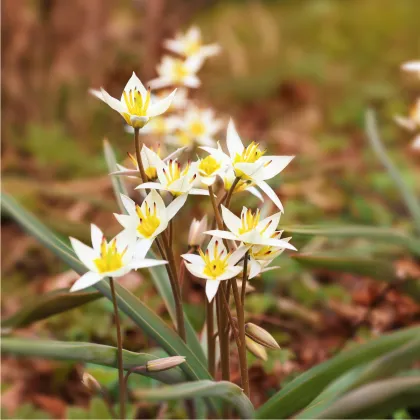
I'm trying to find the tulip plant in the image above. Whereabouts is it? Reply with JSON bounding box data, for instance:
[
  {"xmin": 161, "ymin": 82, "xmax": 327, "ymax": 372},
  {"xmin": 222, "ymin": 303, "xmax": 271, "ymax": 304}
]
[{"xmin": 2, "ymin": 27, "xmax": 420, "ymax": 420}]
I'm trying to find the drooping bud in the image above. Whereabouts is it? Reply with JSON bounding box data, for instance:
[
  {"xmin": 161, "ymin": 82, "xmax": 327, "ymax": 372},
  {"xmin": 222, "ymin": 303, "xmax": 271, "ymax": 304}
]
[
  {"xmin": 245, "ymin": 336, "xmax": 267, "ymax": 361},
  {"xmin": 146, "ymin": 356, "xmax": 186, "ymax": 372},
  {"xmin": 188, "ymin": 216, "xmax": 208, "ymax": 247},
  {"xmin": 245, "ymin": 323, "xmax": 281, "ymax": 350},
  {"xmin": 81, "ymin": 372, "xmax": 102, "ymax": 395}
]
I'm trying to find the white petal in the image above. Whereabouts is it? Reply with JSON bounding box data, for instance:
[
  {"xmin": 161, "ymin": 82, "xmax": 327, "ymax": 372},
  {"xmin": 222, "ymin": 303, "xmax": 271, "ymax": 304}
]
[
  {"xmin": 226, "ymin": 119, "xmax": 244, "ymax": 158},
  {"xmin": 221, "ymin": 205, "xmax": 241, "ymax": 234},
  {"xmin": 207, "ymin": 236, "xmax": 227, "ymax": 257},
  {"xmin": 120, "ymin": 194, "xmax": 137, "ymax": 215},
  {"xmin": 216, "ymin": 266, "xmax": 243, "ymax": 281},
  {"xmin": 205, "ymin": 280, "xmax": 220, "ymax": 302},
  {"xmin": 401, "ymin": 61, "xmax": 420, "ymax": 72},
  {"xmin": 189, "ymin": 188, "xmax": 210, "ymax": 196},
  {"xmin": 200, "ymin": 44, "xmax": 221, "ymax": 57},
  {"xmin": 135, "ymin": 238, "xmax": 154, "ymax": 259},
  {"xmin": 182, "ymin": 254, "xmax": 204, "ymax": 265},
  {"xmin": 185, "ymin": 56, "xmax": 205, "ymax": 73},
  {"xmin": 164, "ymin": 39, "xmax": 183, "ymax": 55},
  {"xmin": 183, "ymin": 75, "xmax": 201, "ymax": 88},
  {"xmin": 204, "ymin": 230, "xmax": 239, "ymax": 241},
  {"xmin": 70, "ymin": 238, "xmax": 97, "ymax": 271},
  {"xmin": 100, "ymin": 88, "xmax": 126, "ymax": 114},
  {"xmin": 90, "ymin": 224, "xmax": 103, "ymax": 252},
  {"xmin": 148, "ymin": 89, "xmax": 177, "ymax": 117},
  {"xmin": 130, "ymin": 258, "xmax": 168, "ymax": 270},
  {"xmin": 167, "ymin": 193, "xmax": 188, "ymax": 220},
  {"xmin": 148, "ymin": 77, "xmax": 172, "ymax": 90},
  {"xmin": 257, "ymin": 212, "xmax": 281, "ymax": 238},
  {"xmin": 184, "ymin": 262, "xmax": 207, "ymax": 280},
  {"xmin": 228, "ymin": 244, "xmax": 249, "ymax": 265},
  {"xmin": 135, "ymin": 182, "xmax": 167, "ymax": 191},
  {"xmin": 249, "ymin": 258, "xmax": 262, "ymax": 279},
  {"xmin": 261, "ymin": 237, "xmax": 297, "ymax": 251},
  {"xmin": 165, "ymin": 146, "xmax": 188, "ymax": 162},
  {"xmin": 255, "ymin": 156, "xmax": 294, "ymax": 181},
  {"xmin": 257, "ymin": 180, "xmax": 284, "ymax": 213},
  {"xmin": 247, "ymin": 186, "xmax": 264, "ymax": 202},
  {"xmin": 70, "ymin": 271, "xmax": 103, "ymax": 292},
  {"xmin": 89, "ymin": 88, "xmax": 104, "ymax": 101},
  {"xmin": 123, "ymin": 72, "xmax": 147, "ymax": 100},
  {"xmin": 114, "ymin": 213, "xmax": 136, "ymax": 230},
  {"xmin": 412, "ymin": 134, "xmax": 420, "ymax": 150}
]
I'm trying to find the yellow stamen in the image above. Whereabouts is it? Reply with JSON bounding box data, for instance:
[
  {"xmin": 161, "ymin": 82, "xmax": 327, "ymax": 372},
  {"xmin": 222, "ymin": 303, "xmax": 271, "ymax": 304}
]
[
  {"xmin": 198, "ymin": 155, "xmax": 221, "ymax": 177},
  {"xmin": 172, "ymin": 60, "xmax": 189, "ymax": 82},
  {"xmin": 136, "ymin": 203, "xmax": 161, "ymax": 238},
  {"xmin": 238, "ymin": 209, "xmax": 260, "ymax": 235},
  {"xmin": 232, "ymin": 142, "xmax": 266, "ymax": 178},
  {"xmin": 93, "ymin": 238, "xmax": 126, "ymax": 273},
  {"xmin": 189, "ymin": 120, "xmax": 206, "ymax": 136},
  {"xmin": 198, "ymin": 242, "xmax": 232, "ymax": 279},
  {"xmin": 122, "ymin": 89, "xmax": 150, "ymax": 117}
]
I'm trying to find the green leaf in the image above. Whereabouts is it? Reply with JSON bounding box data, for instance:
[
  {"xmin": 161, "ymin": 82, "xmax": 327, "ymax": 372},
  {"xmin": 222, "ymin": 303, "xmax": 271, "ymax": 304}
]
[
  {"xmin": 255, "ymin": 326, "xmax": 420, "ymax": 419},
  {"xmin": 314, "ymin": 376, "xmax": 420, "ymax": 419},
  {"xmin": 283, "ymin": 224, "xmax": 420, "ymax": 257},
  {"xmin": 296, "ymin": 337, "xmax": 420, "ymax": 418},
  {"xmin": 0, "ymin": 337, "xmax": 186, "ymax": 384},
  {"xmin": 2, "ymin": 288, "xmax": 101, "ymax": 329},
  {"xmin": 1, "ymin": 193, "xmax": 212, "ymax": 384},
  {"xmin": 103, "ymin": 140, "xmax": 207, "ymax": 367},
  {"xmin": 133, "ymin": 380, "xmax": 254, "ymax": 419},
  {"xmin": 365, "ymin": 109, "xmax": 420, "ymax": 235},
  {"xmin": 292, "ymin": 254, "xmax": 420, "ymax": 301}
]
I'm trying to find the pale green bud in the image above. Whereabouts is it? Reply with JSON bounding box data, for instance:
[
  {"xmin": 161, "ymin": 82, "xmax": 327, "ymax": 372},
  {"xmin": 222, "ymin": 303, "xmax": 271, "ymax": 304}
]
[
  {"xmin": 245, "ymin": 323, "xmax": 280, "ymax": 350},
  {"xmin": 245, "ymin": 336, "xmax": 268, "ymax": 361},
  {"xmin": 146, "ymin": 356, "xmax": 186, "ymax": 372},
  {"xmin": 81, "ymin": 372, "xmax": 102, "ymax": 395}
]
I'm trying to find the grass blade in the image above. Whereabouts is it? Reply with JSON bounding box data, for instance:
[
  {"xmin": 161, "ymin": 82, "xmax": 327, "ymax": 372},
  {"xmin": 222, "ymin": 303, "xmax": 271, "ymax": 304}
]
[
  {"xmin": 133, "ymin": 380, "xmax": 254, "ymax": 419},
  {"xmin": 255, "ymin": 326, "xmax": 420, "ymax": 419},
  {"xmin": 1, "ymin": 337, "xmax": 186, "ymax": 384},
  {"xmin": 365, "ymin": 109, "xmax": 420, "ymax": 234}
]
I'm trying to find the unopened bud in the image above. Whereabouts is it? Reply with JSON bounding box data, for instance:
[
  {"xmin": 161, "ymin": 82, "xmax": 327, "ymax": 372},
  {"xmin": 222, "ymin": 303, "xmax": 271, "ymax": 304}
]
[
  {"xmin": 81, "ymin": 372, "xmax": 102, "ymax": 395},
  {"xmin": 245, "ymin": 323, "xmax": 281, "ymax": 350},
  {"xmin": 146, "ymin": 356, "xmax": 186, "ymax": 372},
  {"xmin": 188, "ymin": 216, "xmax": 208, "ymax": 247},
  {"xmin": 245, "ymin": 336, "xmax": 267, "ymax": 361}
]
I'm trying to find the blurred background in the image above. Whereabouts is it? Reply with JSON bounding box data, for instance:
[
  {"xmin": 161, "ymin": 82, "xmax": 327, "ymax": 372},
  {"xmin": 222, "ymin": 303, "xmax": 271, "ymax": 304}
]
[{"xmin": 2, "ymin": 0, "xmax": 420, "ymax": 418}]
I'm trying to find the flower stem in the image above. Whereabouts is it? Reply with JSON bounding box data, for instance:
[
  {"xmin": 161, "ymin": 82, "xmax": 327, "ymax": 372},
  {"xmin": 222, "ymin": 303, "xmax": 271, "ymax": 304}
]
[
  {"xmin": 216, "ymin": 289, "xmax": 230, "ymax": 381},
  {"xmin": 224, "ymin": 177, "xmax": 240, "ymax": 209},
  {"xmin": 109, "ymin": 278, "xmax": 126, "ymax": 419},
  {"xmin": 134, "ymin": 128, "xmax": 148, "ymax": 184},
  {"xmin": 220, "ymin": 286, "xmax": 241, "ymax": 349},
  {"xmin": 208, "ymin": 185, "xmax": 224, "ymax": 230},
  {"xmin": 206, "ymin": 298, "xmax": 216, "ymax": 378}
]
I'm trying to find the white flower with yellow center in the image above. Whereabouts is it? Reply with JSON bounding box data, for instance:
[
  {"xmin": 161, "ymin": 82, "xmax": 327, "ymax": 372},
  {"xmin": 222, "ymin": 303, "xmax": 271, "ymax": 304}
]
[
  {"xmin": 182, "ymin": 237, "xmax": 246, "ymax": 301},
  {"xmin": 188, "ymin": 216, "xmax": 208, "ymax": 247},
  {"xmin": 114, "ymin": 190, "xmax": 187, "ymax": 257},
  {"xmin": 89, "ymin": 72, "xmax": 176, "ymax": 129},
  {"xmin": 136, "ymin": 156, "xmax": 209, "ymax": 197},
  {"xmin": 206, "ymin": 205, "xmax": 297, "ymax": 250},
  {"xmin": 164, "ymin": 26, "xmax": 221, "ymax": 60},
  {"xmin": 201, "ymin": 120, "xmax": 294, "ymax": 211},
  {"xmin": 69, "ymin": 224, "xmax": 167, "ymax": 292},
  {"xmin": 168, "ymin": 106, "xmax": 223, "ymax": 148},
  {"xmin": 148, "ymin": 56, "xmax": 204, "ymax": 90},
  {"xmin": 194, "ymin": 155, "xmax": 226, "ymax": 186},
  {"xmin": 112, "ymin": 145, "xmax": 187, "ymax": 180}
]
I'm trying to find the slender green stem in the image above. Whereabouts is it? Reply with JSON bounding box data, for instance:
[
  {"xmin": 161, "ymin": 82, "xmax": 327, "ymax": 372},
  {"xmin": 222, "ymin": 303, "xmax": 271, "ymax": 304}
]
[
  {"xmin": 224, "ymin": 177, "xmax": 241, "ymax": 209},
  {"xmin": 241, "ymin": 251, "xmax": 249, "ymax": 305},
  {"xmin": 109, "ymin": 278, "xmax": 126, "ymax": 419},
  {"xmin": 134, "ymin": 128, "xmax": 148, "ymax": 184},
  {"xmin": 206, "ymin": 298, "xmax": 216, "ymax": 378}
]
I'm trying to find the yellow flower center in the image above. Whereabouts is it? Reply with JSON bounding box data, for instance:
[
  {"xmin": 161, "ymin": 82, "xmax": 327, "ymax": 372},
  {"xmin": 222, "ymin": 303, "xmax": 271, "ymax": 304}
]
[
  {"xmin": 122, "ymin": 89, "xmax": 151, "ymax": 122},
  {"xmin": 238, "ymin": 209, "xmax": 261, "ymax": 235},
  {"xmin": 190, "ymin": 120, "xmax": 206, "ymax": 136},
  {"xmin": 224, "ymin": 178, "xmax": 254, "ymax": 194},
  {"xmin": 128, "ymin": 147, "xmax": 160, "ymax": 181},
  {"xmin": 136, "ymin": 202, "xmax": 161, "ymax": 238},
  {"xmin": 162, "ymin": 160, "xmax": 192, "ymax": 186},
  {"xmin": 172, "ymin": 60, "xmax": 189, "ymax": 82},
  {"xmin": 175, "ymin": 130, "xmax": 193, "ymax": 146},
  {"xmin": 233, "ymin": 142, "xmax": 266, "ymax": 178},
  {"xmin": 93, "ymin": 238, "xmax": 126, "ymax": 273},
  {"xmin": 198, "ymin": 155, "xmax": 221, "ymax": 177},
  {"xmin": 250, "ymin": 232, "xmax": 282, "ymax": 260},
  {"xmin": 199, "ymin": 241, "xmax": 232, "ymax": 279},
  {"xmin": 185, "ymin": 39, "xmax": 201, "ymax": 56}
]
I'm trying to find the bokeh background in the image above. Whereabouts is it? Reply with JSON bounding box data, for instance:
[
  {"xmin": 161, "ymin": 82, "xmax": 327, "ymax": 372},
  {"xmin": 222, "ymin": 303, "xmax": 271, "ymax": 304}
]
[{"xmin": 2, "ymin": 0, "xmax": 420, "ymax": 418}]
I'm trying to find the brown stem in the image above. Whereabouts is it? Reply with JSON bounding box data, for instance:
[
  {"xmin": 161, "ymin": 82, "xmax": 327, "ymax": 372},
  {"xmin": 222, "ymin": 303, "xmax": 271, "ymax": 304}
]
[
  {"xmin": 208, "ymin": 185, "xmax": 224, "ymax": 230},
  {"xmin": 206, "ymin": 298, "xmax": 216, "ymax": 378},
  {"xmin": 224, "ymin": 177, "xmax": 241, "ymax": 209},
  {"xmin": 241, "ymin": 251, "xmax": 249, "ymax": 305},
  {"xmin": 216, "ymin": 290, "xmax": 230, "ymax": 381},
  {"xmin": 220, "ymin": 286, "xmax": 241, "ymax": 349},
  {"xmin": 134, "ymin": 128, "xmax": 148, "ymax": 184},
  {"xmin": 109, "ymin": 278, "xmax": 126, "ymax": 419}
]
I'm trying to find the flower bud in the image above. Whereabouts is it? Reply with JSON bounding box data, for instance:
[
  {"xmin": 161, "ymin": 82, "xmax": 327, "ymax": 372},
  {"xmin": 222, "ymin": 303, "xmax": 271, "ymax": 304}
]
[
  {"xmin": 245, "ymin": 323, "xmax": 281, "ymax": 350},
  {"xmin": 245, "ymin": 336, "xmax": 267, "ymax": 361},
  {"xmin": 188, "ymin": 216, "xmax": 208, "ymax": 247},
  {"xmin": 146, "ymin": 356, "xmax": 186, "ymax": 372},
  {"xmin": 81, "ymin": 372, "xmax": 102, "ymax": 395}
]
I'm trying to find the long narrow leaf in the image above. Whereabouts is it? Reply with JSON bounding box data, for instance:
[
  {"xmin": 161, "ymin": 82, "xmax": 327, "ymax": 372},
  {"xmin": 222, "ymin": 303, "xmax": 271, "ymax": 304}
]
[
  {"xmin": 296, "ymin": 337, "xmax": 420, "ymax": 418},
  {"xmin": 366, "ymin": 109, "xmax": 420, "ymax": 234},
  {"xmin": 103, "ymin": 140, "xmax": 206, "ymax": 366},
  {"xmin": 2, "ymin": 288, "xmax": 101, "ymax": 329},
  {"xmin": 1, "ymin": 337, "xmax": 186, "ymax": 384},
  {"xmin": 133, "ymin": 380, "xmax": 254, "ymax": 419},
  {"xmin": 255, "ymin": 326, "xmax": 420, "ymax": 419},
  {"xmin": 314, "ymin": 376, "xmax": 420, "ymax": 419}
]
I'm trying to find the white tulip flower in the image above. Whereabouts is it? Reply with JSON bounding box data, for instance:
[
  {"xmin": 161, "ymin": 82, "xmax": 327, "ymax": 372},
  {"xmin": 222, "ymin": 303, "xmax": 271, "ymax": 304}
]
[
  {"xmin": 194, "ymin": 155, "xmax": 227, "ymax": 186},
  {"xmin": 164, "ymin": 26, "xmax": 221, "ymax": 60},
  {"xmin": 188, "ymin": 216, "xmax": 208, "ymax": 247},
  {"xmin": 89, "ymin": 72, "xmax": 176, "ymax": 129},
  {"xmin": 114, "ymin": 191, "xmax": 187, "ymax": 256},
  {"xmin": 201, "ymin": 120, "xmax": 294, "ymax": 211},
  {"xmin": 69, "ymin": 224, "xmax": 167, "ymax": 292},
  {"xmin": 206, "ymin": 205, "xmax": 297, "ymax": 250},
  {"xmin": 148, "ymin": 56, "xmax": 204, "ymax": 90},
  {"xmin": 182, "ymin": 237, "xmax": 247, "ymax": 301}
]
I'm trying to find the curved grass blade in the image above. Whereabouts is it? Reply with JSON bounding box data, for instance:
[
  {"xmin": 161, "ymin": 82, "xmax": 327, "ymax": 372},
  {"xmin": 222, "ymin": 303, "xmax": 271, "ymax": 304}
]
[
  {"xmin": 282, "ymin": 224, "xmax": 420, "ymax": 257},
  {"xmin": 103, "ymin": 140, "xmax": 206, "ymax": 366},
  {"xmin": 296, "ymin": 337, "xmax": 420, "ymax": 418},
  {"xmin": 1, "ymin": 193, "xmax": 212, "ymax": 384},
  {"xmin": 255, "ymin": 326, "xmax": 420, "ymax": 419},
  {"xmin": 1, "ymin": 337, "xmax": 186, "ymax": 385},
  {"xmin": 314, "ymin": 376, "xmax": 420, "ymax": 419},
  {"xmin": 366, "ymin": 109, "xmax": 420, "ymax": 235},
  {"xmin": 133, "ymin": 380, "xmax": 254, "ymax": 419},
  {"xmin": 2, "ymin": 288, "xmax": 101, "ymax": 330},
  {"xmin": 293, "ymin": 254, "xmax": 420, "ymax": 301}
]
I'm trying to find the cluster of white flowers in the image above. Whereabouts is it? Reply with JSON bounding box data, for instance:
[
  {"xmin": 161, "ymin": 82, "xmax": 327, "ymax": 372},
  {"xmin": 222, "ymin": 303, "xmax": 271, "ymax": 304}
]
[
  {"xmin": 395, "ymin": 60, "xmax": 420, "ymax": 150},
  {"xmin": 71, "ymin": 26, "xmax": 296, "ymax": 301}
]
